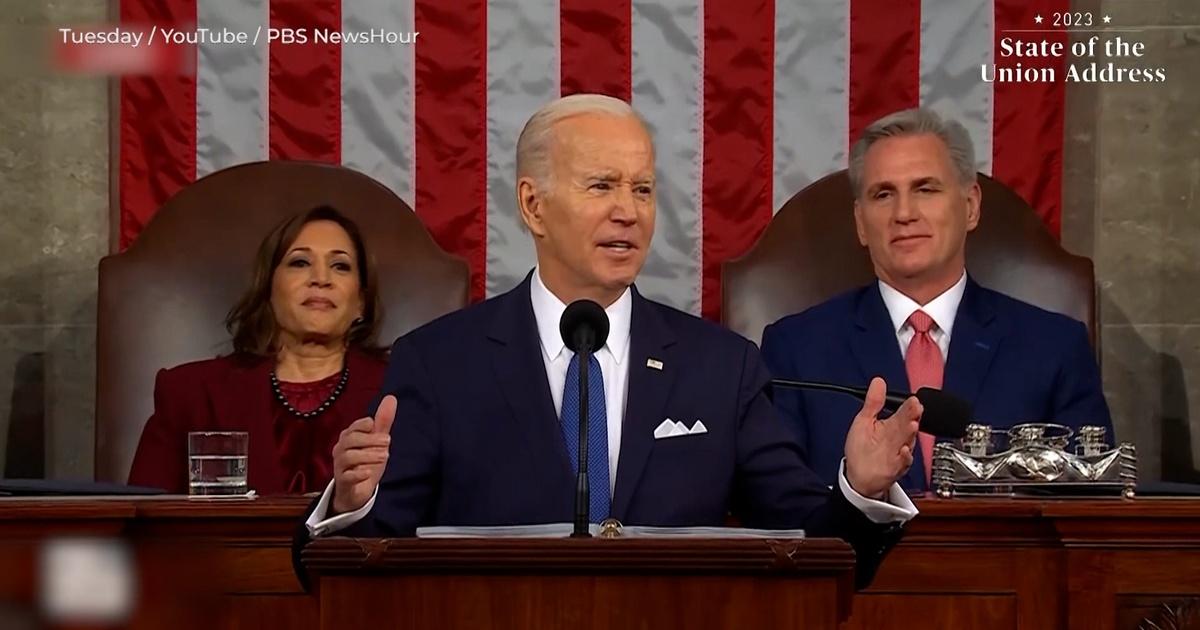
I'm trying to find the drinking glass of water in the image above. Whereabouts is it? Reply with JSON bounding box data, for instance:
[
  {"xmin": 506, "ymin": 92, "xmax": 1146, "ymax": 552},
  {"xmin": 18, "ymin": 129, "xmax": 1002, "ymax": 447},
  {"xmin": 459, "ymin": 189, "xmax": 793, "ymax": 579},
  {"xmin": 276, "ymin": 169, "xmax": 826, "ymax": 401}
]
[{"xmin": 187, "ymin": 431, "xmax": 248, "ymax": 496}]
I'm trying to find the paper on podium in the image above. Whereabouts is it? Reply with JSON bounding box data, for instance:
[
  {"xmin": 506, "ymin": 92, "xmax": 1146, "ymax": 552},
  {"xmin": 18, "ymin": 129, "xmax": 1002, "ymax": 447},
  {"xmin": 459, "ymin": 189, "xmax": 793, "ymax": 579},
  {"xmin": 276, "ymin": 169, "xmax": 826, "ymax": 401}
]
[
  {"xmin": 416, "ymin": 523, "xmax": 804, "ymax": 539},
  {"xmin": 417, "ymin": 523, "xmax": 598, "ymax": 538},
  {"xmin": 617, "ymin": 525, "xmax": 804, "ymax": 538}
]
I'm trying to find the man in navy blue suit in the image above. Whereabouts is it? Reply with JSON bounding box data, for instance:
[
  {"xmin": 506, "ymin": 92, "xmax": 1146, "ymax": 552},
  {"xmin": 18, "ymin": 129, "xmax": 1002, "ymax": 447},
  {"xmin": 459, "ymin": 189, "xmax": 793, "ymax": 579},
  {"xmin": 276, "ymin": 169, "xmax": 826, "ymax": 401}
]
[
  {"xmin": 302, "ymin": 95, "xmax": 923, "ymax": 583},
  {"xmin": 761, "ymin": 108, "xmax": 1113, "ymax": 493}
]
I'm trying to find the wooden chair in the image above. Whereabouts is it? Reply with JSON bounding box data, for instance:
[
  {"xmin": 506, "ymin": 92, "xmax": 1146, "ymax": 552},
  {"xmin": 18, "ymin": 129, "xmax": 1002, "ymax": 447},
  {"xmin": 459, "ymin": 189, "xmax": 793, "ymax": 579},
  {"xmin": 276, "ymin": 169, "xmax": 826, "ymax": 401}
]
[
  {"xmin": 722, "ymin": 170, "xmax": 1095, "ymax": 348},
  {"xmin": 95, "ymin": 161, "xmax": 469, "ymax": 483}
]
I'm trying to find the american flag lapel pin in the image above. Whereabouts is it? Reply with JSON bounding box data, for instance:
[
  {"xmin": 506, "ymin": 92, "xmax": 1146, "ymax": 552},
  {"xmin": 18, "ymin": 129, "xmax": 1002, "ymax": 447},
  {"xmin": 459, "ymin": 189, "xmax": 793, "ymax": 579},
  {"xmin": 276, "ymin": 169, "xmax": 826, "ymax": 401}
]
[{"xmin": 646, "ymin": 358, "xmax": 664, "ymax": 371}]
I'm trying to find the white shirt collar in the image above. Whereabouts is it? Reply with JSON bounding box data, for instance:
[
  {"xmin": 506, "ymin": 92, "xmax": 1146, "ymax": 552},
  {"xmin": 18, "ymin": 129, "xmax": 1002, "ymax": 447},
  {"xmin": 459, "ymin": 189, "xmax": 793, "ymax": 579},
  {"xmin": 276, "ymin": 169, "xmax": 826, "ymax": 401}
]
[
  {"xmin": 878, "ymin": 270, "xmax": 967, "ymax": 337},
  {"xmin": 529, "ymin": 268, "xmax": 632, "ymax": 365}
]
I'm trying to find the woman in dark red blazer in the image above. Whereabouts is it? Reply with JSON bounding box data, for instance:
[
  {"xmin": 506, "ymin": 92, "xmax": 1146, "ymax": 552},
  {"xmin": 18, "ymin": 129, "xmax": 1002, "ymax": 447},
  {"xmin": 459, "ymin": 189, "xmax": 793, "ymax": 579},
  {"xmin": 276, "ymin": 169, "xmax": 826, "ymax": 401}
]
[{"xmin": 129, "ymin": 205, "xmax": 388, "ymax": 494}]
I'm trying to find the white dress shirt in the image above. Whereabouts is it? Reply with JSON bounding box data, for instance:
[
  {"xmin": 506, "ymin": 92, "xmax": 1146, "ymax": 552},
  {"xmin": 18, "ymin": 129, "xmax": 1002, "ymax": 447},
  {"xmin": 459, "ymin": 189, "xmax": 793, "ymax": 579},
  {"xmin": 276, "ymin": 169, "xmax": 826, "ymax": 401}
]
[
  {"xmin": 529, "ymin": 269, "xmax": 630, "ymax": 494},
  {"xmin": 307, "ymin": 269, "xmax": 916, "ymax": 536},
  {"xmin": 878, "ymin": 271, "xmax": 967, "ymax": 359}
]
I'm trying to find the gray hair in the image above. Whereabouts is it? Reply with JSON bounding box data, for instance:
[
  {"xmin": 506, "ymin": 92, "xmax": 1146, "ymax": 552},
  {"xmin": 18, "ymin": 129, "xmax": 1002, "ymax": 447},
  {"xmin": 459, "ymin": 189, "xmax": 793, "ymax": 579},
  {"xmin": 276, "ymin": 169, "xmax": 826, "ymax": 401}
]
[
  {"xmin": 848, "ymin": 108, "xmax": 977, "ymax": 198},
  {"xmin": 515, "ymin": 93, "xmax": 645, "ymax": 186}
]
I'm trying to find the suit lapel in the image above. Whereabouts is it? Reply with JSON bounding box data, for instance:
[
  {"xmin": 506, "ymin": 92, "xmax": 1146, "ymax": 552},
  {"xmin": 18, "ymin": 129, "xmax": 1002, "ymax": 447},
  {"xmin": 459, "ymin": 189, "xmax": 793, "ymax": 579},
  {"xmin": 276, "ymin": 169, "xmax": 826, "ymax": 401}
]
[
  {"xmin": 487, "ymin": 274, "xmax": 575, "ymax": 482},
  {"xmin": 611, "ymin": 288, "xmax": 677, "ymax": 520},
  {"xmin": 850, "ymin": 284, "xmax": 910, "ymax": 392},
  {"xmin": 850, "ymin": 284, "xmax": 926, "ymax": 489},
  {"xmin": 942, "ymin": 278, "xmax": 1003, "ymax": 419},
  {"xmin": 343, "ymin": 350, "xmax": 383, "ymax": 417},
  {"xmin": 218, "ymin": 356, "xmax": 281, "ymax": 492}
]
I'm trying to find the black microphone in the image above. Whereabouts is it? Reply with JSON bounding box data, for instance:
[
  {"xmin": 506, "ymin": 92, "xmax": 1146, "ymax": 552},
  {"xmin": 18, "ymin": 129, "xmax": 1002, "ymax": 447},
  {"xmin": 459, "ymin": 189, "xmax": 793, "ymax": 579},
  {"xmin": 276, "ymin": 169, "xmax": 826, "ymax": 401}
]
[
  {"xmin": 768, "ymin": 379, "xmax": 972, "ymax": 438},
  {"xmin": 559, "ymin": 299, "xmax": 610, "ymax": 537}
]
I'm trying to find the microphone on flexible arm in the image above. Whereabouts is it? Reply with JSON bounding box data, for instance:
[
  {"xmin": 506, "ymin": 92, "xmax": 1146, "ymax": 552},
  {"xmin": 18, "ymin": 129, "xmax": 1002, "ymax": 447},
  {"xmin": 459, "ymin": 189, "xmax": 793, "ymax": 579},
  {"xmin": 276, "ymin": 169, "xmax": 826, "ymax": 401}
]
[
  {"xmin": 559, "ymin": 300, "xmax": 610, "ymax": 538},
  {"xmin": 768, "ymin": 379, "xmax": 973, "ymax": 438}
]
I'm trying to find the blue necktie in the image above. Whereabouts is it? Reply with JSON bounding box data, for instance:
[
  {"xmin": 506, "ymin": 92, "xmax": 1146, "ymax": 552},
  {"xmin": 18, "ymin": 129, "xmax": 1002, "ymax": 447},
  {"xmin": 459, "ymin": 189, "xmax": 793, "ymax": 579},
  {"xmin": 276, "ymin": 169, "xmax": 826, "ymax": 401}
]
[{"xmin": 560, "ymin": 353, "xmax": 610, "ymax": 522}]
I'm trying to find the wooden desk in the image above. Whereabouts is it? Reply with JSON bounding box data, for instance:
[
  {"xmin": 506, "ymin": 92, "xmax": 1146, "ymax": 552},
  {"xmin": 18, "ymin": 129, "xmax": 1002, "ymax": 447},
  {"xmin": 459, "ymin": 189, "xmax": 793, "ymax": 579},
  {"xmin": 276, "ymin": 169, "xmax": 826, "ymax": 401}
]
[
  {"xmin": 0, "ymin": 496, "xmax": 313, "ymax": 630},
  {"xmin": 2, "ymin": 496, "xmax": 1198, "ymax": 629},
  {"xmin": 849, "ymin": 497, "xmax": 1200, "ymax": 630}
]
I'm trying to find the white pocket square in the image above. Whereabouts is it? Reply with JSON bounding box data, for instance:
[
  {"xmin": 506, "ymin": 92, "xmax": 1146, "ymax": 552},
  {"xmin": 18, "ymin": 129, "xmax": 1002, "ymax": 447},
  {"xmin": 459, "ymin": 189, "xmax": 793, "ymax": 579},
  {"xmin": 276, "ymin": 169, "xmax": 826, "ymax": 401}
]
[{"xmin": 653, "ymin": 418, "xmax": 708, "ymax": 440}]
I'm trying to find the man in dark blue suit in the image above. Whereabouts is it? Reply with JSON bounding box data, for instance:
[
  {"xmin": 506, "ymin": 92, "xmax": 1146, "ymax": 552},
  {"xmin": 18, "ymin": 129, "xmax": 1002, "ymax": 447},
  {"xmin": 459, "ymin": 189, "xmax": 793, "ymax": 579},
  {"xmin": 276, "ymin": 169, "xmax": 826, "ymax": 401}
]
[
  {"xmin": 302, "ymin": 95, "xmax": 923, "ymax": 583},
  {"xmin": 761, "ymin": 108, "xmax": 1112, "ymax": 493}
]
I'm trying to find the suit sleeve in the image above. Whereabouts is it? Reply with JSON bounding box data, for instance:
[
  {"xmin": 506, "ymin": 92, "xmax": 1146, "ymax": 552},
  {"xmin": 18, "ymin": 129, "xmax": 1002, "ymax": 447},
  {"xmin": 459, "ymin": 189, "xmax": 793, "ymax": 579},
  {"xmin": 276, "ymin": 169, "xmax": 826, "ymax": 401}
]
[
  {"xmin": 1050, "ymin": 320, "xmax": 1113, "ymax": 433},
  {"xmin": 731, "ymin": 339, "xmax": 904, "ymax": 588},
  {"xmin": 759, "ymin": 322, "xmax": 811, "ymax": 461},
  {"xmin": 333, "ymin": 334, "xmax": 443, "ymax": 538},
  {"xmin": 127, "ymin": 369, "xmax": 189, "ymax": 493}
]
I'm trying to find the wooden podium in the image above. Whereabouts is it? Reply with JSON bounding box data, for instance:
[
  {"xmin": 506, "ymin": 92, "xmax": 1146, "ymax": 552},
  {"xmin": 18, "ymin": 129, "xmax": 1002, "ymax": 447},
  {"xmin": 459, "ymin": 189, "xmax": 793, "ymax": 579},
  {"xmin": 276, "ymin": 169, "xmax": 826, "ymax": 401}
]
[{"xmin": 302, "ymin": 537, "xmax": 856, "ymax": 629}]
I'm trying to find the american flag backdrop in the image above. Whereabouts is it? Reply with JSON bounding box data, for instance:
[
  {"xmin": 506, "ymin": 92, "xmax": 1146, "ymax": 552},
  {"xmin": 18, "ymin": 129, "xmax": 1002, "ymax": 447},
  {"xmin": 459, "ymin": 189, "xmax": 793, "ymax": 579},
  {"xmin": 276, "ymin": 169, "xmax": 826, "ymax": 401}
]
[{"xmin": 118, "ymin": 0, "xmax": 1069, "ymax": 320}]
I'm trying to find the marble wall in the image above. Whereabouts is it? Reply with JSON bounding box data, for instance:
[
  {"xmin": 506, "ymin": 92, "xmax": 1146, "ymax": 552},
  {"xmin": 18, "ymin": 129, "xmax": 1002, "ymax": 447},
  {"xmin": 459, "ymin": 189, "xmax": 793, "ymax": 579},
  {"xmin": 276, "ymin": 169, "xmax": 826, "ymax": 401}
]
[
  {"xmin": 0, "ymin": 0, "xmax": 108, "ymax": 478},
  {"xmin": 0, "ymin": 0, "xmax": 1195, "ymax": 481},
  {"xmin": 1062, "ymin": 0, "xmax": 1200, "ymax": 481}
]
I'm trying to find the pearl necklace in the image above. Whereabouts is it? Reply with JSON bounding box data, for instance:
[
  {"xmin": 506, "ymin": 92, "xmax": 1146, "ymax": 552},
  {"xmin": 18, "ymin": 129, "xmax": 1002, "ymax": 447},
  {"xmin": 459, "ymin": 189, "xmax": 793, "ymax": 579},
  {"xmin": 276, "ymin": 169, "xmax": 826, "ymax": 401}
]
[{"xmin": 270, "ymin": 366, "xmax": 350, "ymax": 419}]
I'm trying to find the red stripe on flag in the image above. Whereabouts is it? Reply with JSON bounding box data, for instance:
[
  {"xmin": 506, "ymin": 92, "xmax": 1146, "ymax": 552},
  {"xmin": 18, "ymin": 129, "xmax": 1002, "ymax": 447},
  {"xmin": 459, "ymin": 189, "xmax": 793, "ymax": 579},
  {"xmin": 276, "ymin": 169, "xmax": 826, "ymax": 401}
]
[
  {"xmin": 992, "ymin": 0, "xmax": 1068, "ymax": 238},
  {"xmin": 561, "ymin": 0, "xmax": 632, "ymax": 101},
  {"xmin": 118, "ymin": 0, "xmax": 197, "ymax": 250},
  {"xmin": 414, "ymin": 0, "xmax": 488, "ymax": 302},
  {"xmin": 268, "ymin": 0, "xmax": 341, "ymax": 162},
  {"xmin": 848, "ymin": 0, "xmax": 921, "ymax": 148},
  {"xmin": 701, "ymin": 0, "xmax": 775, "ymax": 321}
]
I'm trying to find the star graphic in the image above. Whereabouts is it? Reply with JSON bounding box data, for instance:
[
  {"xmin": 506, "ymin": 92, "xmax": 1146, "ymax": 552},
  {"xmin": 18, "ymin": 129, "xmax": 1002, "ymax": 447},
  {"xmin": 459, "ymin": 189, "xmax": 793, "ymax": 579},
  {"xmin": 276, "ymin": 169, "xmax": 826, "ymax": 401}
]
[
  {"xmin": 1034, "ymin": 14, "xmax": 1044, "ymax": 24},
  {"xmin": 1103, "ymin": 15, "xmax": 1112, "ymax": 24}
]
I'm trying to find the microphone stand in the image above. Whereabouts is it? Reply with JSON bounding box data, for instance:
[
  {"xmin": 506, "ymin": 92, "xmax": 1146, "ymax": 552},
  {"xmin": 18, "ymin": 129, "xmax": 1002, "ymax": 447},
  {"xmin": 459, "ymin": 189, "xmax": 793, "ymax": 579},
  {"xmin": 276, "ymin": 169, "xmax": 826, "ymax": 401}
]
[
  {"xmin": 770, "ymin": 378, "xmax": 913, "ymax": 409},
  {"xmin": 769, "ymin": 378, "xmax": 973, "ymax": 439},
  {"xmin": 559, "ymin": 299, "xmax": 610, "ymax": 538},
  {"xmin": 572, "ymin": 339, "xmax": 593, "ymax": 538},
  {"xmin": 770, "ymin": 378, "xmax": 867, "ymax": 398}
]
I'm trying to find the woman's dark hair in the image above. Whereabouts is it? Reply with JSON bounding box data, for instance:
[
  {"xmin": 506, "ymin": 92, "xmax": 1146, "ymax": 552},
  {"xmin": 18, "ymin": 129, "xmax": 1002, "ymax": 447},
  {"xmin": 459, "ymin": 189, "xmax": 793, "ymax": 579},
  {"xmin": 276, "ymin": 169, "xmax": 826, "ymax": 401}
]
[{"xmin": 225, "ymin": 205, "xmax": 382, "ymax": 357}]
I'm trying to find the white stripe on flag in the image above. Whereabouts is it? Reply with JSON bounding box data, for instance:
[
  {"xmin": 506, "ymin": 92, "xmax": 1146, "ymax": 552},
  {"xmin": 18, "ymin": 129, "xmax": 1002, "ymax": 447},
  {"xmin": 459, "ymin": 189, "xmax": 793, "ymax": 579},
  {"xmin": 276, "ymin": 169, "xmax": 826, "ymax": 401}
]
[
  {"xmin": 485, "ymin": 0, "xmax": 559, "ymax": 297},
  {"xmin": 195, "ymin": 0, "xmax": 268, "ymax": 178},
  {"xmin": 632, "ymin": 0, "xmax": 703, "ymax": 315},
  {"xmin": 341, "ymin": 0, "xmax": 417, "ymax": 204},
  {"xmin": 772, "ymin": 0, "xmax": 849, "ymax": 211},
  {"xmin": 920, "ymin": 0, "xmax": 995, "ymax": 175}
]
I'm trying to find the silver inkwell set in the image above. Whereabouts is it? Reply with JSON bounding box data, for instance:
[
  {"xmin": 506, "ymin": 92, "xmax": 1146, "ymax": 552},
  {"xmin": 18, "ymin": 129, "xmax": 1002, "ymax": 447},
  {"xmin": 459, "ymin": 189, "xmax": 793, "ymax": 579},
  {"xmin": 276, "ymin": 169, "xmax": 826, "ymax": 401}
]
[{"xmin": 931, "ymin": 423, "xmax": 1137, "ymax": 498}]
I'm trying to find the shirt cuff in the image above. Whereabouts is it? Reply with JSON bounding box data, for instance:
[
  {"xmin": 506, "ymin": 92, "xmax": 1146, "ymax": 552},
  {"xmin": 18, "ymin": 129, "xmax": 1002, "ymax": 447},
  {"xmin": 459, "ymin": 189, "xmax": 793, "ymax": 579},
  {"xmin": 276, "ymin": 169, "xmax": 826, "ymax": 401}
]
[
  {"xmin": 304, "ymin": 481, "xmax": 378, "ymax": 537},
  {"xmin": 837, "ymin": 459, "xmax": 919, "ymax": 524}
]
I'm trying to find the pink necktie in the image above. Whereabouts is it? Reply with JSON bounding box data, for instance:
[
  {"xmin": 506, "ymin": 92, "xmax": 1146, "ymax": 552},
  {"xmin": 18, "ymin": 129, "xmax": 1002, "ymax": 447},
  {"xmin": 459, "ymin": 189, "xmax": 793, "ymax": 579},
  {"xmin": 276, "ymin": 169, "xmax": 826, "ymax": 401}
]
[{"xmin": 904, "ymin": 310, "xmax": 943, "ymax": 487}]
